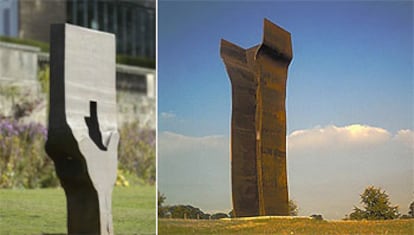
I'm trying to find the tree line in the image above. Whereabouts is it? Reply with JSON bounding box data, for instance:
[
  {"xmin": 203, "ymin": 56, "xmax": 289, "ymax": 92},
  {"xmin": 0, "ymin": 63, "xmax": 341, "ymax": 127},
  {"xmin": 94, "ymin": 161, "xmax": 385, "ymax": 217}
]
[{"xmin": 159, "ymin": 186, "xmax": 414, "ymax": 220}]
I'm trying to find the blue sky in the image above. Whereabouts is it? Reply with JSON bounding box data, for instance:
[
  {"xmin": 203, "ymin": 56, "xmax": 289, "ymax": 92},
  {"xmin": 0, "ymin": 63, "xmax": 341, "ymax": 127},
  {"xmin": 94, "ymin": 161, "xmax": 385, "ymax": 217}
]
[{"xmin": 158, "ymin": 1, "xmax": 413, "ymax": 219}]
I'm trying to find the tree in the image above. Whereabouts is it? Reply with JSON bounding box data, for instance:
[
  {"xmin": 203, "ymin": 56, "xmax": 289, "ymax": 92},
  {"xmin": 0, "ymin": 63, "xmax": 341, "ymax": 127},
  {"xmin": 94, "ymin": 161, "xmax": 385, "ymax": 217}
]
[
  {"xmin": 211, "ymin": 213, "xmax": 228, "ymax": 220},
  {"xmin": 228, "ymin": 209, "xmax": 235, "ymax": 218},
  {"xmin": 227, "ymin": 201, "xmax": 298, "ymax": 217},
  {"xmin": 158, "ymin": 191, "xmax": 168, "ymax": 217},
  {"xmin": 409, "ymin": 201, "xmax": 414, "ymax": 218},
  {"xmin": 349, "ymin": 186, "xmax": 400, "ymax": 220},
  {"xmin": 168, "ymin": 205, "xmax": 205, "ymax": 219},
  {"xmin": 289, "ymin": 200, "xmax": 299, "ymax": 216}
]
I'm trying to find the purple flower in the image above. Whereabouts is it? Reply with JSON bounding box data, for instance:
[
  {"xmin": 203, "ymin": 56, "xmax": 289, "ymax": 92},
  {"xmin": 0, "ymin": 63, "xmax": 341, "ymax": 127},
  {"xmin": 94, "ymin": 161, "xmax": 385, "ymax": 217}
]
[{"xmin": 0, "ymin": 118, "xmax": 47, "ymax": 140}]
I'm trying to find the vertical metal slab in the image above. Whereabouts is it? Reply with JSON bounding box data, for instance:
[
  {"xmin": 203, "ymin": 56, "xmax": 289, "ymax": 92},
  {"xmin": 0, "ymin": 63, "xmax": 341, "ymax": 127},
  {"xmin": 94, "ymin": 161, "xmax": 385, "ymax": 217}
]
[
  {"xmin": 221, "ymin": 19, "xmax": 293, "ymax": 217},
  {"xmin": 46, "ymin": 23, "xmax": 118, "ymax": 235},
  {"xmin": 221, "ymin": 40, "xmax": 259, "ymax": 217}
]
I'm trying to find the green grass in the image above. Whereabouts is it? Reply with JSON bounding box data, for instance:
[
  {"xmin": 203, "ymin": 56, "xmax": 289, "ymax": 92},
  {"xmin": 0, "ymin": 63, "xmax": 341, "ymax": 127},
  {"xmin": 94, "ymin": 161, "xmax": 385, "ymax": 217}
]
[
  {"xmin": 0, "ymin": 185, "xmax": 155, "ymax": 235},
  {"xmin": 158, "ymin": 217, "xmax": 414, "ymax": 235}
]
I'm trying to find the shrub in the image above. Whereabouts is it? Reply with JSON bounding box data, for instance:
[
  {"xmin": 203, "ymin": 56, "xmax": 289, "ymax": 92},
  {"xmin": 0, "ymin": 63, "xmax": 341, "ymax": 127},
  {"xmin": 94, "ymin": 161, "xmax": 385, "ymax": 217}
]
[
  {"xmin": 0, "ymin": 119, "xmax": 59, "ymax": 188},
  {"xmin": 0, "ymin": 119, "xmax": 156, "ymax": 188},
  {"xmin": 115, "ymin": 169, "xmax": 130, "ymax": 187},
  {"xmin": 0, "ymin": 36, "xmax": 49, "ymax": 52},
  {"xmin": 116, "ymin": 54, "xmax": 155, "ymax": 68},
  {"xmin": 0, "ymin": 117, "xmax": 155, "ymax": 188},
  {"xmin": 211, "ymin": 213, "xmax": 229, "ymax": 220},
  {"xmin": 38, "ymin": 65, "xmax": 50, "ymax": 94},
  {"xmin": 310, "ymin": 214, "xmax": 324, "ymax": 221},
  {"xmin": 118, "ymin": 121, "xmax": 155, "ymax": 185},
  {"xmin": 167, "ymin": 205, "xmax": 205, "ymax": 219},
  {"xmin": 289, "ymin": 199, "xmax": 299, "ymax": 216}
]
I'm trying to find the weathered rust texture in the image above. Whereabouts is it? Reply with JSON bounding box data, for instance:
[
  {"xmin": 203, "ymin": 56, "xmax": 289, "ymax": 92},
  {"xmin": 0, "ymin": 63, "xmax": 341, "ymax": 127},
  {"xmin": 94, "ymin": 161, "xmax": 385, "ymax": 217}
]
[{"xmin": 220, "ymin": 19, "xmax": 293, "ymax": 217}]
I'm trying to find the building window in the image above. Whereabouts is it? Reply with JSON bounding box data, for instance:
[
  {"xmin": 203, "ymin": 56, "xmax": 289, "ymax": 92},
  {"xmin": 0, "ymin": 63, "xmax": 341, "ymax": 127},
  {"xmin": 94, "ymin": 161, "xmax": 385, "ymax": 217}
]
[
  {"xmin": 66, "ymin": 0, "xmax": 155, "ymax": 59},
  {"xmin": 3, "ymin": 9, "xmax": 10, "ymax": 36}
]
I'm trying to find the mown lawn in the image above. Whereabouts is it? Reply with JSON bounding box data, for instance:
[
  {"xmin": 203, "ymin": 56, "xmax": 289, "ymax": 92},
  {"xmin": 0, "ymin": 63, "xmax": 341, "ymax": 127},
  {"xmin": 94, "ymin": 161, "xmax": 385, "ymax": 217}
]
[
  {"xmin": 0, "ymin": 185, "xmax": 155, "ymax": 235},
  {"xmin": 158, "ymin": 217, "xmax": 414, "ymax": 235}
]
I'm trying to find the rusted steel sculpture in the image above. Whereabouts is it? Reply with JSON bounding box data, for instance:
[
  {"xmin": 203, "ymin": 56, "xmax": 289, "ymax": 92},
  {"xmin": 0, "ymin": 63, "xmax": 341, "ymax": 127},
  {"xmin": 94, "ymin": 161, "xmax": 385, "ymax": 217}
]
[
  {"xmin": 220, "ymin": 19, "xmax": 293, "ymax": 217},
  {"xmin": 45, "ymin": 24, "xmax": 119, "ymax": 235}
]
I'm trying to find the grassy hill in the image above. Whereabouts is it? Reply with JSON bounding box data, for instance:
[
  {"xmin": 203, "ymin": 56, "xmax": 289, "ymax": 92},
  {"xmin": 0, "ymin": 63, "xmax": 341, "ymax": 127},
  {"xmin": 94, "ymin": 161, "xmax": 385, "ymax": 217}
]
[
  {"xmin": 0, "ymin": 185, "xmax": 155, "ymax": 235},
  {"xmin": 158, "ymin": 217, "xmax": 413, "ymax": 235}
]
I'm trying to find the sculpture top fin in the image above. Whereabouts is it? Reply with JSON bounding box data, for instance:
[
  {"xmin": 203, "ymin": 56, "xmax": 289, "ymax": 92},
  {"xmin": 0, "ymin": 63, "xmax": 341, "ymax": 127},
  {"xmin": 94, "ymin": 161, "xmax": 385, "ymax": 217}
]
[{"xmin": 258, "ymin": 18, "xmax": 292, "ymax": 63}]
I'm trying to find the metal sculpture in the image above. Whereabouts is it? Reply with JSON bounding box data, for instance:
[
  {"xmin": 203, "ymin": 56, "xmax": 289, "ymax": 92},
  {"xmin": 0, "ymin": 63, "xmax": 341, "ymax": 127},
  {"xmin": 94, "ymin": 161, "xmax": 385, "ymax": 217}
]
[
  {"xmin": 220, "ymin": 19, "xmax": 293, "ymax": 217},
  {"xmin": 46, "ymin": 24, "xmax": 118, "ymax": 235}
]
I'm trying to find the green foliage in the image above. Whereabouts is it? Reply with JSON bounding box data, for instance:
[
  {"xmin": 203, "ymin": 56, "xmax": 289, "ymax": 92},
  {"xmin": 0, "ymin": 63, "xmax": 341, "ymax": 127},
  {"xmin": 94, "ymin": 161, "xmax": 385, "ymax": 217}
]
[
  {"xmin": 0, "ymin": 119, "xmax": 59, "ymax": 188},
  {"xmin": 115, "ymin": 169, "xmax": 130, "ymax": 187},
  {"xmin": 159, "ymin": 191, "xmax": 166, "ymax": 207},
  {"xmin": 157, "ymin": 191, "xmax": 171, "ymax": 218},
  {"xmin": 158, "ymin": 191, "xmax": 168, "ymax": 217},
  {"xmin": 289, "ymin": 199, "xmax": 299, "ymax": 216},
  {"xmin": 0, "ymin": 85, "xmax": 43, "ymax": 120},
  {"xmin": 409, "ymin": 201, "xmax": 414, "ymax": 218},
  {"xmin": 401, "ymin": 201, "xmax": 414, "ymax": 219},
  {"xmin": 0, "ymin": 85, "xmax": 20, "ymax": 100},
  {"xmin": 167, "ymin": 205, "xmax": 206, "ymax": 219},
  {"xmin": 118, "ymin": 121, "xmax": 155, "ymax": 185},
  {"xmin": 0, "ymin": 36, "xmax": 49, "ymax": 52},
  {"xmin": 310, "ymin": 214, "xmax": 324, "ymax": 221},
  {"xmin": 211, "ymin": 213, "xmax": 229, "ymax": 220},
  {"xmin": 0, "ymin": 118, "xmax": 155, "ymax": 188},
  {"xmin": 349, "ymin": 186, "xmax": 400, "ymax": 220},
  {"xmin": 37, "ymin": 64, "xmax": 50, "ymax": 94},
  {"xmin": 158, "ymin": 195, "xmax": 229, "ymax": 220},
  {"xmin": 116, "ymin": 54, "xmax": 155, "ymax": 68}
]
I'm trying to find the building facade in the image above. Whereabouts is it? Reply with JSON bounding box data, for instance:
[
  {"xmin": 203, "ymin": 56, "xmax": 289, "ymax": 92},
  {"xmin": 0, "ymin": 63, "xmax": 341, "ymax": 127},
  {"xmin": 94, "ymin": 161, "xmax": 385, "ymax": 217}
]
[
  {"xmin": 0, "ymin": 0, "xmax": 155, "ymax": 59},
  {"xmin": 0, "ymin": 0, "xmax": 19, "ymax": 37}
]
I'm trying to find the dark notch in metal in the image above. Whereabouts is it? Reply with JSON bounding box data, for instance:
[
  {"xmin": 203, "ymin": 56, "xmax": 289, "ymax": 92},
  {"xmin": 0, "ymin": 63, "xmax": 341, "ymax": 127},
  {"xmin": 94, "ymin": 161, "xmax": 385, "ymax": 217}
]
[{"xmin": 85, "ymin": 101, "xmax": 107, "ymax": 151}]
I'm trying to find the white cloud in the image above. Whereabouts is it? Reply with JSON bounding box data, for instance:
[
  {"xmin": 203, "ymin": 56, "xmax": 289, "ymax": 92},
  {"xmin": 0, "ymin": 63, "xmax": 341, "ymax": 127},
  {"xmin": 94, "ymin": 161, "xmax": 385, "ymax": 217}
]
[
  {"xmin": 158, "ymin": 131, "xmax": 231, "ymax": 212},
  {"xmin": 158, "ymin": 125, "xmax": 413, "ymax": 219},
  {"xmin": 160, "ymin": 111, "xmax": 176, "ymax": 119},
  {"xmin": 288, "ymin": 124, "xmax": 391, "ymax": 153},
  {"xmin": 393, "ymin": 129, "xmax": 414, "ymax": 149},
  {"xmin": 160, "ymin": 131, "xmax": 226, "ymax": 155},
  {"xmin": 287, "ymin": 124, "xmax": 413, "ymax": 219}
]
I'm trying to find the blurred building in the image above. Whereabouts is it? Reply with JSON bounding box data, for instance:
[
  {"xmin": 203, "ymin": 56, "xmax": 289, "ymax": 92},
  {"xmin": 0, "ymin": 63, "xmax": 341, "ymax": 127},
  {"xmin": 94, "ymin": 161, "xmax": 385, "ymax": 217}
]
[
  {"xmin": 0, "ymin": 0, "xmax": 156, "ymax": 129},
  {"xmin": 0, "ymin": 0, "xmax": 155, "ymax": 59}
]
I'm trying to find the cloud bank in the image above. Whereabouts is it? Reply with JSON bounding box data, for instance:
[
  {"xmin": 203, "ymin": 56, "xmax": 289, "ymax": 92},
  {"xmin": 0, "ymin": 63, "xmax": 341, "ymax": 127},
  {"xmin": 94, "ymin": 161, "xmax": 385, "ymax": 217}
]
[
  {"xmin": 289, "ymin": 124, "xmax": 392, "ymax": 151},
  {"xmin": 158, "ymin": 131, "xmax": 231, "ymax": 212},
  {"xmin": 287, "ymin": 124, "xmax": 413, "ymax": 219},
  {"xmin": 158, "ymin": 124, "xmax": 413, "ymax": 219}
]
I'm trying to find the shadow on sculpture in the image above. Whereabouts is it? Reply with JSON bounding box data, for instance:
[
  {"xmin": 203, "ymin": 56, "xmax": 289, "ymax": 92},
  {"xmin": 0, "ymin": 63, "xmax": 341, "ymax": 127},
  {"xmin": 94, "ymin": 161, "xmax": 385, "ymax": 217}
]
[
  {"xmin": 221, "ymin": 19, "xmax": 293, "ymax": 217},
  {"xmin": 85, "ymin": 101, "xmax": 108, "ymax": 151},
  {"xmin": 45, "ymin": 24, "xmax": 118, "ymax": 235}
]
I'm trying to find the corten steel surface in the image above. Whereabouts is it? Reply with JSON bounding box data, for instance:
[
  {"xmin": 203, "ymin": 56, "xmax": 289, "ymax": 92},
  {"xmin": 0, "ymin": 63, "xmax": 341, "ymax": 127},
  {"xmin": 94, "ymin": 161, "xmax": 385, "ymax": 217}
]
[
  {"xmin": 45, "ymin": 24, "xmax": 118, "ymax": 235},
  {"xmin": 220, "ymin": 19, "xmax": 293, "ymax": 217}
]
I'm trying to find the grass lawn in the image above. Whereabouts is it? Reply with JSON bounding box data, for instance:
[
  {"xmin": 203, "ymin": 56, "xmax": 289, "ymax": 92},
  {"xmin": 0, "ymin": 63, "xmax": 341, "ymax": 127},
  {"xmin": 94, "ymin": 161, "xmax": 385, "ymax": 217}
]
[
  {"xmin": 158, "ymin": 217, "xmax": 414, "ymax": 235},
  {"xmin": 0, "ymin": 185, "xmax": 155, "ymax": 235}
]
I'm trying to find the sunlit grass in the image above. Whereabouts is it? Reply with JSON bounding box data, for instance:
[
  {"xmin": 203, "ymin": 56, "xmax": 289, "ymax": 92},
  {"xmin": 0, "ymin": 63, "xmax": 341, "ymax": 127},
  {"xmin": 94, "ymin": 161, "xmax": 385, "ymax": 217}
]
[
  {"xmin": 0, "ymin": 185, "xmax": 155, "ymax": 235},
  {"xmin": 158, "ymin": 217, "xmax": 414, "ymax": 235}
]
